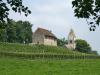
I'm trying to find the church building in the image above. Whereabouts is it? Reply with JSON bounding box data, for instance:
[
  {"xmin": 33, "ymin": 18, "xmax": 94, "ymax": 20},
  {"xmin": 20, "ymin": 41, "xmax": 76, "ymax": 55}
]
[{"xmin": 32, "ymin": 28, "xmax": 57, "ymax": 46}]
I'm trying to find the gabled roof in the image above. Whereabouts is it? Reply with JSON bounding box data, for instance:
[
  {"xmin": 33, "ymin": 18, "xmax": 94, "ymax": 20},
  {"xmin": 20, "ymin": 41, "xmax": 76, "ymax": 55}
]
[{"xmin": 34, "ymin": 28, "xmax": 57, "ymax": 39}]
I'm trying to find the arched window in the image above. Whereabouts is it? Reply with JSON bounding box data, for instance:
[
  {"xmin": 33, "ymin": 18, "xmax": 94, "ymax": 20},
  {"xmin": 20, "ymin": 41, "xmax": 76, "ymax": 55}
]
[{"xmin": 70, "ymin": 40, "xmax": 72, "ymax": 43}]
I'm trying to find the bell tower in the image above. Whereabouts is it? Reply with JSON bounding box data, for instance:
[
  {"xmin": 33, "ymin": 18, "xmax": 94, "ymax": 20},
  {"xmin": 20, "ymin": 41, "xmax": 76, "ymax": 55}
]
[{"xmin": 67, "ymin": 29, "xmax": 76, "ymax": 49}]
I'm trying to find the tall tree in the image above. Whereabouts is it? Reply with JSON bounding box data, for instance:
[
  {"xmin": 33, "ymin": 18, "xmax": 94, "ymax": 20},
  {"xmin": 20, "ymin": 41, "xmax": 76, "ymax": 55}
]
[
  {"xmin": 6, "ymin": 20, "xmax": 17, "ymax": 43},
  {"xmin": 72, "ymin": 0, "xmax": 100, "ymax": 31},
  {"xmin": 16, "ymin": 20, "xmax": 32, "ymax": 44},
  {"xmin": 0, "ymin": 29, "xmax": 6, "ymax": 42},
  {"xmin": 0, "ymin": 22, "xmax": 7, "ymax": 42}
]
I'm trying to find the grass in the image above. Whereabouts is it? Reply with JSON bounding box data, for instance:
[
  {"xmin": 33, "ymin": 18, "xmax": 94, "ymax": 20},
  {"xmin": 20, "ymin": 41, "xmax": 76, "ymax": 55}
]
[
  {"xmin": 0, "ymin": 42, "xmax": 100, "ymax": 75},
  {"xmin": 0, "ymin": 42, "xmax": 99, "ymax": 59},
  {"xmin": 0, "ymin": 42, "xmax": 94, "ymax": 55},
  {"xmin": 0, "ymin": 57, "xmax": 100, "ymax": 75}
]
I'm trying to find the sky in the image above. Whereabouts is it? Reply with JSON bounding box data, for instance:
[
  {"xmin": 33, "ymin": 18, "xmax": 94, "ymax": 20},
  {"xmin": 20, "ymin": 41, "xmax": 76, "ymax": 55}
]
[{"xmin": 9, "ymin": 0, "xmax": 100, "ymax": 54}]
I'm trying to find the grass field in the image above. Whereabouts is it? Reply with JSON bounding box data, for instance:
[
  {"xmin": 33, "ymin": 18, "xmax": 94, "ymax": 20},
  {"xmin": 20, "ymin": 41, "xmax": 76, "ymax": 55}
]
[
  {"xmin": 0, "ymin": 57, "xmax": 100, "ymax": 75},
  {"xmin": 0, "ymin": 43, "xmax": 100, "ymax": 75}
]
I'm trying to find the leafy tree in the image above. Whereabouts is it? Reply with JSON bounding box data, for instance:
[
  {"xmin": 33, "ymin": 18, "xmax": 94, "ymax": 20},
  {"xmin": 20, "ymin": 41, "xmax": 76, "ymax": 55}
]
[
  {"xmin": 75, "ymin": 39, "xmax": 92, "ymax": 53},
  {"xmin": 0, "ymin": 29, "xmax": 6, "ymax": 42},
  {"xmin": 0, "ymin": 22, "xmax": 7, "ymax": 42},
  {"xmin": 57, "ymin": 38, "xmax": 67, "ymax": 47},
  {"xmin": 6, "ymin": 20, "xmax": 17, "ymax": 43},
  {"xmin": 16, "ymin": 20, "xmax": 32, "ymax": 44},
  {"xmin": 0, "ymin": 20, "xmax": 32, "ymax": 44},
  {"xmin": 72, "ymin": 0, "xmax": 100, "ymax": 31},
  {"xmin": 0, "ymin": 0, "xmax": 31, "ymax": 23}
]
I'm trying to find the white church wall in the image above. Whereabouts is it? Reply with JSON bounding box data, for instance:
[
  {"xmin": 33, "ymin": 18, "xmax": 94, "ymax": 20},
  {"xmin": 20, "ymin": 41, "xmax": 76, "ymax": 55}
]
[{"xmin": 44, "ymin": 37, "xmax": 57, "ymax": 46}]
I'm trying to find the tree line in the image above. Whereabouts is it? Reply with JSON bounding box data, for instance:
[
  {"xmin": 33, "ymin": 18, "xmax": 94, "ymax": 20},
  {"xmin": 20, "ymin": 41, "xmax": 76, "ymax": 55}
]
[{"xmin": 0, "ymin": 20, "xmax": 32, "ymax": 44}]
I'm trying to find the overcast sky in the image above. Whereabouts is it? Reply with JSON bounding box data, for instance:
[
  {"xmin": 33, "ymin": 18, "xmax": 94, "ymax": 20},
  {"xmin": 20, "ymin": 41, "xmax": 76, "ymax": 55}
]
[{"xmin": 9, "ymin": 0, "xmax": 100, "ymax": 54}]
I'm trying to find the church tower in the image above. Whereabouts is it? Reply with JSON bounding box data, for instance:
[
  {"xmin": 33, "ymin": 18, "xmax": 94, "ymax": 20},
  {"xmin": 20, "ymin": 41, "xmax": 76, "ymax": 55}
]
[{"xmin": 66, "ymin": 29, "xmax": 76, "ymax": 49}]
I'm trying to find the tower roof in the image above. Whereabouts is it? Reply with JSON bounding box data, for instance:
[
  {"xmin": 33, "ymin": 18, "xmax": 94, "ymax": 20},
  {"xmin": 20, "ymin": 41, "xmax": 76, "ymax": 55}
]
[{"xmin": 68, "ymin": 29, "xmax": 76, "ymax": 37}]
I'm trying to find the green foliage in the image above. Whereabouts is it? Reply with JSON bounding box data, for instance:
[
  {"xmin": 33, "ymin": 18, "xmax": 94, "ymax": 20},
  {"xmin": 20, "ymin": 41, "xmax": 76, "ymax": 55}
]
[
  {"xmin": 0, "ymin": 20, "xmax": 32, "ymax": 43},
  {"xmin": 75, "ymin": 39, "xmax": 92, "ymax": 54},
  {"xmin": 6, "ymin": 20, "xmax": 17, "ymax": 42},
  {"xmin": 0, "ymin": 0, "xmax": 31, "ymax": 23},
  {"xmin": 57, "ymin": 38, "xmax": 67, "ymax": 47},
  {"xmin": 16, "ymin": 20, "xmax": 32, "ymax": 44},
  {"xmin": 0, "ymin": 29, "xmax": 6, "ymax": 42},
  {"xmin": 0, "ymin": 57, "xmax": 100, "ymax": 75},
  {"xmin": 72, "ymin": 0, "xmax": 100, "ymax": 31}
]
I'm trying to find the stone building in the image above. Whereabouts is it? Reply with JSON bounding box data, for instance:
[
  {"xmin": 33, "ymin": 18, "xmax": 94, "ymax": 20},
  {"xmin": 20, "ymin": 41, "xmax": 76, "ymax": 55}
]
[
  {"xmin": 32, "ymin": 28, "xmax": 57, "ymax": 46},
  {"xmin": 66, "ymin": 29, "xmax": 76, "ymax": 49}
]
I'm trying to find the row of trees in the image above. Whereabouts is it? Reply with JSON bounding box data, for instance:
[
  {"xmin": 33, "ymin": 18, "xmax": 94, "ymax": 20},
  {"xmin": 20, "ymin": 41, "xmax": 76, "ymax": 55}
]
[{"xmin": 0, "ymin": 20, "xmax": 32, "ymax": 44}]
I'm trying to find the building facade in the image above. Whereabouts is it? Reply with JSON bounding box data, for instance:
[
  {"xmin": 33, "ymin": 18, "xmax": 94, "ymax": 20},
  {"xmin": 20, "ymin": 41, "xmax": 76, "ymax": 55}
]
[{"xmin": 32, "ymin": 28, "xmax": 57, "ymax": 46}]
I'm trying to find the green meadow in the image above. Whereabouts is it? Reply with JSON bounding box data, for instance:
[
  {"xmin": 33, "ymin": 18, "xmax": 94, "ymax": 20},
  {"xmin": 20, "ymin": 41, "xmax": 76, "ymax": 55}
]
[
  {"xmin": 0, "ymin": 57, "xmax": 100, "ymax": 75},
  {"xmin": 0, "ymin": 42, "xmax": 100, "ymax": 75}
]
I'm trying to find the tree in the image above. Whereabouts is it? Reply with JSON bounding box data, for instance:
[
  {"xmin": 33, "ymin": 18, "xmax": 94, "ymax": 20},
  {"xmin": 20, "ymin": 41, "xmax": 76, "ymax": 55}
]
[
  {"xmin": 16, "ymin": 20, "xmax": 32, "ymax": 44},
  {"xmin": 6, "ymin": 20, "xmax": 17, "ymax": 43},
  {"xmin": 0, "ymin": 22, "xmax": 7, "ymax": 42},
  {"xmin": 0, "ymin": 20, "xmax": 32, "ymax": 44},
  {"xmin": 0, "ymin": 29, "xmax": 7, "ymax": 42},
  {"xmin": 72, "ymin": 0, "xmax": 100, "ymax": 31},
  {"xmin": 75, "ymin": 39, "xmax": 92, "ymax": 53},
  {"xmin": 57, "ymin": 38, "xmax": 67, "ymax": 47},
  {"xmin": 0, "ymin": 0, "xmax": 31, "ymax": 24}
]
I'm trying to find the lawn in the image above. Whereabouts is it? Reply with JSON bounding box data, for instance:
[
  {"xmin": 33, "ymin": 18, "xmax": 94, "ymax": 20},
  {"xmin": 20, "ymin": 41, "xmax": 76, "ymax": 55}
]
[{"xmin": 0, "ymin": 57, "xmax": 100, "ymax": 75}]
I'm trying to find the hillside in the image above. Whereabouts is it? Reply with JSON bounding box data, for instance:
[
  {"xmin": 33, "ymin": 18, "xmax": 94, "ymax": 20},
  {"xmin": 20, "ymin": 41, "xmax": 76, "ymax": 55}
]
[{"xmin": 0, "ymin": 42, "xmax": 99, "ymax": 59}]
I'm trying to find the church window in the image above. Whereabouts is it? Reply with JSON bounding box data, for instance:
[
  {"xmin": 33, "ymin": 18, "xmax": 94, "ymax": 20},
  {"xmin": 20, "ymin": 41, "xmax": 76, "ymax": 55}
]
[{"xmin": 70, "ymin": 40, "xmax": 72, "ymax": 43}]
